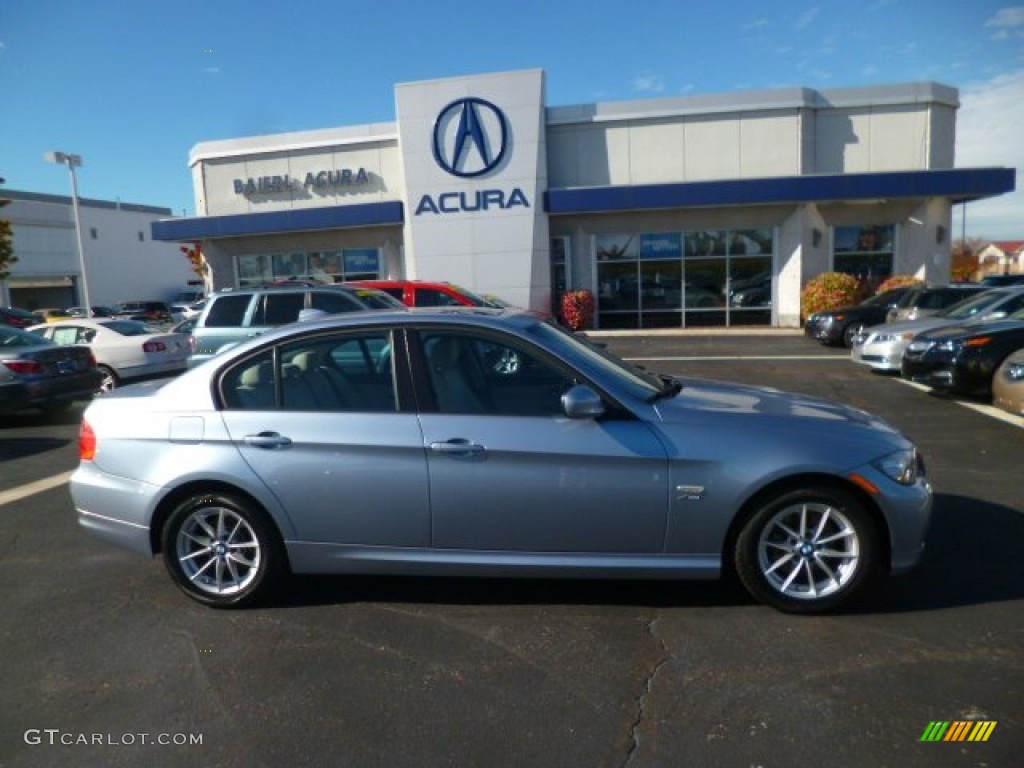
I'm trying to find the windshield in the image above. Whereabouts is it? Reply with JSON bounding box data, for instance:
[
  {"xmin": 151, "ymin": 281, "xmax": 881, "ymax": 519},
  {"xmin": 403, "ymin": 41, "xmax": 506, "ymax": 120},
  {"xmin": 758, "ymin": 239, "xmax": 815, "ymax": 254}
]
[
  {"xmin": 450, "ymin": 285, "xmax": 493, "ymax": 307},
  {"xmin": 864, "ymin": 289, "xmax": 903, "ymax": 307},
  {"xmin": 940, "ymin": 290, "xmax": 1006, "ymax": 319},
  {"xmin": 352, "ymin": 289, "xmax": 406, "ymax": 309},
  {"xmin": 526, "ymin": 321, "xmax": 662, "ymax": 400}
]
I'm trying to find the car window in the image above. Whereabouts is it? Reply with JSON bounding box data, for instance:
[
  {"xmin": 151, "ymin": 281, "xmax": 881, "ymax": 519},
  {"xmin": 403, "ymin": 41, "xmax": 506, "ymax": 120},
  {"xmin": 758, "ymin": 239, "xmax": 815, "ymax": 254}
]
[
  {"xmin": 942, "ymin": 291, "xmax": 1005, "ymax": 319},
  {"xmin": 415, "ymin": 288, "xmax": 463, "ymax": 307},
  {"xmin": 995, "ymin": 294, "xmax": 1024, "ymax": 316},
  {"xmin": 221, "ymin": 351, "xmax": 276, "ymax": 410},
  {"xmin": 419, "ymin": 330, "xmax": 575, "ymax": 416},
  {"xmin": 309, "ymin": 291, "xmax": 364, "ymax": 314},
  {"xmin": 101, "ymin": 320, "xmax": 151, "ymax": 336},
  {"xmin": 205, "ymin": 294, "xmax": 252, "ymax": 327},
  {"xmin": 255, "ymin": 292, "xmax": 306, "ymax": 325},
  {"xmin": 52, "ymin": 327, "xmax": 82, "ymax": 345},
  {"xmin": 281, "ymin": 331, "xmax": 397, "ymax": 412},
  {"xmin": 0, "ymin": 327, "xmax": 55, "ymax": 347}
]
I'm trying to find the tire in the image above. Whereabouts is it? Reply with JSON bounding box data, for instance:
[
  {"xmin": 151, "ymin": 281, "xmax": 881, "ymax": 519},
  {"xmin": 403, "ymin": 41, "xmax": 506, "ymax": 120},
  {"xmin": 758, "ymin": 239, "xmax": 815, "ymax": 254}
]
[
  {"xmin": 161, "ymin": 493, "xmax": 285, "ymax": 608},
  {"xmin": 734, "ymin": 485, "xmax": 879, "ymax": 613},
  {"xmin": 843, "ymin": 323, "xmax": 865, "ymax": 349},
  {"xmin": 97, "ymin": 365, "xmax": 118, "ymax": 393}
]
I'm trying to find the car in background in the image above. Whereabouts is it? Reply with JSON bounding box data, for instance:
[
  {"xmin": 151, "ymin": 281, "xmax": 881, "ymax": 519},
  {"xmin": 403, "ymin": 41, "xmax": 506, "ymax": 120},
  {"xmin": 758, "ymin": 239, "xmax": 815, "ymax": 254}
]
[
  {"xmin": 885, "ymin": 284, "xmax": 985, "ymax": 323},
  {"xmin": 172, "ymin": 290, "xmax": 206, "ymax": 305},
  {"xmin": 36, "ymin": 308, "xmax": 74, "ymax": 323},
  {"xmin": 980, "ymin": 274, "xmax": 1024, "ymax": 287},
  {"xmin": 71, "ymin": 308, "xmax": 931, "ymax": 614},
  {"xmin": 992, "ymin": 348, "xmax": 1024, "ymax": 416},
  {"xmin": 188, "ymin": 283, "xmax": 404, "ymax": 366},
  {"xmin": 68, "ymin": 306, "xmax": 118, "ymax": 318},
  {"xmin": 851, "ymin": 287, "xmax": 1024, "ymax": 371},
  {"xmin": 170, "ymin": 300, "xmax": 205, "ymax": 323},
  {"xmin": 347, "ymin": 279, "xmax": 501, "ymax": 309},
  {"xmin": 804, "ymin": 286, "xmax": 917, "ymax": 348},
  {"xmin": 0, "ymin": 325, "xmax": 101, "ymax": 415},
  {"xmin": 0, "ymin": 307, "xmax": 44, "ymax": 328},
  {"xmin": 30, "ymin": 318, "xmax": 189, "ymax": 392},
  {"xmin": 114, "ymin": 300, "xmax": 173, "ymax": 324},
  {"xmin": 899, "ymin": 308, "xmax": 1024, "ymax": 399}
]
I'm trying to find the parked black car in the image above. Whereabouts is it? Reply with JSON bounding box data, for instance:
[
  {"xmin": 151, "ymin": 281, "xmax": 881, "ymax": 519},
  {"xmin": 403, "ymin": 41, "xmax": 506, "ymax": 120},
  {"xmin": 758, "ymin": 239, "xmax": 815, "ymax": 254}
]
[
  {"xmin": 115, "ymin": 300, "xmax": 173, "ymax": 324},
  {"xmin": 0, "ymin": 307, "xmax": 44, "ymax": 329},
  {"xmin": 804, "ymin": 286, "xmax": 916, "ymax": 348},
  {"xmin": 900, "ymin": 308, "xmax": 1024, "ymax": 398},
  {"xmin": 0, "ymin": 325, "xmax": 102, "ymax": 414},
  {"xmin": 886, "ymin": 284, "xmax": 986, "ymax": 323},
  {"xmin": 980, "ymin": 274, "xmax": 1024, "ymax": 287}
]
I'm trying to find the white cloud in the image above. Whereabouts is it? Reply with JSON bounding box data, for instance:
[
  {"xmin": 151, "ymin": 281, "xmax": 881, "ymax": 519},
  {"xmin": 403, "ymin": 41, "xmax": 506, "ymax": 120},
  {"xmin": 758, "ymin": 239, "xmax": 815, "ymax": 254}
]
[
  {"xmin": 795, "ymin": 7, "xmax": 820, "ymax": 31},
  {"xmin": 984, "ymin": 7, "xmax": 1024, "ymax": 27},
  {"xmin": 955, "ymin": 69, "xmax": 1024, "ymax": 239},
  {"xmin": 631, "ymin": 74, "xmax": 665, "ymax": 94}
]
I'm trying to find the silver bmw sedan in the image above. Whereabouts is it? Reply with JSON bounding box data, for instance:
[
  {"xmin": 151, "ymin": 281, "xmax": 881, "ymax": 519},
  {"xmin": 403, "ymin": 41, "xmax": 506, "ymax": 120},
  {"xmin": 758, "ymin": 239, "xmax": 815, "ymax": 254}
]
[{"xmin": 71, "ymin": 308, "xmax": 931, "ymax": 613}]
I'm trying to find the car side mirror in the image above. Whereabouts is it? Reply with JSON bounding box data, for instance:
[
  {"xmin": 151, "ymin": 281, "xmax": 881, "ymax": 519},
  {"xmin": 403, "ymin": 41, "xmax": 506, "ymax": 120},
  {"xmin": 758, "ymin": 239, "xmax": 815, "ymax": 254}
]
[{"xmin": 561, "ymin": 384, "xmax": 605, "ymax": 419}]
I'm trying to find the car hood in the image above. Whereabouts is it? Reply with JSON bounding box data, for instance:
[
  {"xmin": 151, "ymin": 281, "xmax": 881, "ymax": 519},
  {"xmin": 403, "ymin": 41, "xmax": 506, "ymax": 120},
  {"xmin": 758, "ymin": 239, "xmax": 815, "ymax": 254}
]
[
  {"xmin": 655, "ymin": 377, "xmax": 899, "ymax": 435},
  {"xmin": 917, "ymin": 318, "xmax": 1024, "ymax": 341}
]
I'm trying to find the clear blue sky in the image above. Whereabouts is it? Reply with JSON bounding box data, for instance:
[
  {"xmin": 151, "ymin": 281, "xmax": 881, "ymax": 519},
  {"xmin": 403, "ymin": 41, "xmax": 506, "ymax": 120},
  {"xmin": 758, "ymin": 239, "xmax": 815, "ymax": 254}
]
[{"xmin": 2, "ymin": 0, "xmax": 1022, "ymax": 238}]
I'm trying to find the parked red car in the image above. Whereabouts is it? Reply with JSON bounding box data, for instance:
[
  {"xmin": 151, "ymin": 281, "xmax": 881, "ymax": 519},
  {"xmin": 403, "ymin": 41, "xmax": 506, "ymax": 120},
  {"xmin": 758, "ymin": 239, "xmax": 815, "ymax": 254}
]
[
  {"xmin": 346, "ymin": 280, "xmax": 499, "ymax": 309},
  {"xmin": 0, "ymin": 307, "xmax": 44, "ymax": 328}
]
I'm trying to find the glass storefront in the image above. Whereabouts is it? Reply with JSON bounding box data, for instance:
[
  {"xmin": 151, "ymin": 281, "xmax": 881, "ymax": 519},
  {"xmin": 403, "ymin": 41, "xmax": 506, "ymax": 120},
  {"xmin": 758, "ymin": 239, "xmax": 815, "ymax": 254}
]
[
  {"xmin": 237, "ymin": 249, "xmax": 381, "ymax": 287},
  {"xmin": 550, "ymin": 237, "xmax": 569, "ymax": 317},
  {"xmin": 833, "ymin": 225, "xmax": 895, "ymax": 290},
  {"xmin": 596, "ymin": 228, "xmax": 773, "ymax": 328}
]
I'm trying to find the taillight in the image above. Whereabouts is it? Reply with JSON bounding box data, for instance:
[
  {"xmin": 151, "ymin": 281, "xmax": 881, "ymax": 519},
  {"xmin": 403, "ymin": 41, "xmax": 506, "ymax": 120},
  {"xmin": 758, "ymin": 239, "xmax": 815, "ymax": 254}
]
[
  {"xmin": 143, "ymin": 341, "xmax": 167, "ymax": 353},
  {"xmin": 2, "ymin": 359, "xmax": 44, "ymax": 374},
  {"xmin": 79, "ymin": 419, "xmax": 97, "ymax": 461},
  {"xmin": 88, "ymin": 352, "xmax": 97, "ymax": 367}
]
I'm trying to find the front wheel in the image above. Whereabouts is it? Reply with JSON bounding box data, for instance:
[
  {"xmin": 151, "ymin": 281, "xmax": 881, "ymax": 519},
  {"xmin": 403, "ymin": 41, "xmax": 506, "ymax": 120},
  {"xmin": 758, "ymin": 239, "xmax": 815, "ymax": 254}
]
[
  {"xmin": 97, "ymin": 365, "xmax": 118, "ymax": 393},
  {"xmin": 161, "ymin": 493, "xmax": 284, "ymax": 608},
  {"xmin": 734, "ymin": 485, "xmax": 880, "ymax": 613},
  {"xmin": 843, "ymin": 323, "xmax": 865, "ymax": 349}
]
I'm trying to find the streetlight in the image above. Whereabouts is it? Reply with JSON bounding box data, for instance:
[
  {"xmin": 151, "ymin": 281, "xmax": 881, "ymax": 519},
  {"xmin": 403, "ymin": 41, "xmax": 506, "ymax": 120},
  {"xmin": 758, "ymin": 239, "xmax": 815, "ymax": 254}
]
[{"xmin": 45, "ymin": 151, "xmax": 91, "ymax": 316}]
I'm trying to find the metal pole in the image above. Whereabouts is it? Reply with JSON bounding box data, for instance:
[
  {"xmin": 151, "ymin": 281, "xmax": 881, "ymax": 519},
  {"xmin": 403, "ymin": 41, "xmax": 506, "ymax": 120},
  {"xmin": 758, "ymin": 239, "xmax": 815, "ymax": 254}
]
[{"xmin": 66, "ymin": 160, "xmax": 91, "ymax": 316}]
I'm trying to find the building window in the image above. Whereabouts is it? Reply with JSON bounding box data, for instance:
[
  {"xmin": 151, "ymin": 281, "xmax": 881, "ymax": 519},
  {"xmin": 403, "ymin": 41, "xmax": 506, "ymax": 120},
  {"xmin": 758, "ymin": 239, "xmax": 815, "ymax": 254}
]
[
  {"xmin": 237, "ymin": 249, "xmax": 382, "ymax": 287},
  {"xmin": 595, "ymin": 229, "xmax": 772, "ymax": 329},
  {"xmin": 833, "ymin": 225, "xmax": 894, "ymax": 289},
  {"xmin": 550, "ymin": 237, "xmax": 570, "ymax": 317}
]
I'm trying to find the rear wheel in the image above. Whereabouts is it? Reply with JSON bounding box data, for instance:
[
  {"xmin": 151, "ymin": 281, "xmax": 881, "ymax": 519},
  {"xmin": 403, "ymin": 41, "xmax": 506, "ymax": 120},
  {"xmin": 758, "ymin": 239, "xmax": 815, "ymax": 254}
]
[
  {"xmin": 97, "ymin": 365, "xmax": 118, "ymax": 393},
  {"xmin": 161, "ymin": 493, "xmax": 284, "ymax": 608},
  {"xmin": 734, "ymin": 485, "xmax": 879, "ymax": 613}
]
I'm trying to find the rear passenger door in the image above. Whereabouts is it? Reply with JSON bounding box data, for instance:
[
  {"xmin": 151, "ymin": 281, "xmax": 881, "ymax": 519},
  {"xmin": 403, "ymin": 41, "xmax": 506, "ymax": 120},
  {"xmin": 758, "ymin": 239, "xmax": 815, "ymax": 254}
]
[{"xmin": 218, "ymin": 329, "xmax": 430, "ymax": 548}]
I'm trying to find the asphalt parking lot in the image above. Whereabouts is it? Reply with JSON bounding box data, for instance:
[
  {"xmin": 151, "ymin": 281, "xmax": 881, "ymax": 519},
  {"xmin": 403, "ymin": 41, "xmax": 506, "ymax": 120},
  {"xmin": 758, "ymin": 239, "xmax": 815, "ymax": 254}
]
[{"xmin": 1, "ymin": 331, "xmax": 1021, "ymax": 768}]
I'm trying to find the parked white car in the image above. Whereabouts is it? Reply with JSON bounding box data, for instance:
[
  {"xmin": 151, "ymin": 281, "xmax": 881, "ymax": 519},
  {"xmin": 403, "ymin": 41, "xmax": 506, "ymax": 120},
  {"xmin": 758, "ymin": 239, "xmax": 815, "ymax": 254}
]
[{"xmin": 29, "ymin": 319, "xmax": 189, "ymax": 392}]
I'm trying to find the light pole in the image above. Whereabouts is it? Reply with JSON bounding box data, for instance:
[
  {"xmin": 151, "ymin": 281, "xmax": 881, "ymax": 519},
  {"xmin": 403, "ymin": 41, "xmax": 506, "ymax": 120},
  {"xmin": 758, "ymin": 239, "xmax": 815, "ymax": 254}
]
[{"xmin": 45, "ymin": 152, "xmax": 91, "ymax": 316}]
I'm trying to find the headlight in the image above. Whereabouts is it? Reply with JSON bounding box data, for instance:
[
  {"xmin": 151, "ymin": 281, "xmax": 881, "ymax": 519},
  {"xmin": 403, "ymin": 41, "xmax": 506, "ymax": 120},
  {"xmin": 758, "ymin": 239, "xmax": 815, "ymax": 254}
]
[
  {"xmin": 937, "ymin": 339, "xmax": 963, "ymax": 353},
  {"xmin": 873, "ymin": 449, "xmax": 924, "ymax": 486},
  {"xmin": 1007, "ymin": 362, "xmax": 1024, "ymax": 381}
]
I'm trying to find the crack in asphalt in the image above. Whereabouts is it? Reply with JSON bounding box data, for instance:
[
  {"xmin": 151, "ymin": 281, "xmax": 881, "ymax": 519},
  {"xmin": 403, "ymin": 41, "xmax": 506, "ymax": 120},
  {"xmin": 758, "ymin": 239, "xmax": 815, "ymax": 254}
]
[{"xmin": 623, "ymin": 616, "xmax": 671, "ymax": 768}]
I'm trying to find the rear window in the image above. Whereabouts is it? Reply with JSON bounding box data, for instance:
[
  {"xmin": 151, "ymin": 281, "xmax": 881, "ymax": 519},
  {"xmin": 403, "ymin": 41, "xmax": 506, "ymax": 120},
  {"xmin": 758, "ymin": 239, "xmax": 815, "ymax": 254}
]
[
  {"xmin": 254, "ymin": 292, "xmax": 306, "ymax": 325},
  {"xmin": 310, "ymin": 291, "xmax": 364, "ymax": 314},
  {"xmin": 204, "ymin": 294, "xmax": 253, "ymax": 327}
]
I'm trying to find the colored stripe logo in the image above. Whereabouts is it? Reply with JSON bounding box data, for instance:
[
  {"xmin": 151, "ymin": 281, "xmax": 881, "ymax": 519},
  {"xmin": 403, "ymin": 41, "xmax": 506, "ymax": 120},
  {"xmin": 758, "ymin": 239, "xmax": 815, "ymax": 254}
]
[{"xmin": 920, "ymin": 721, "xmax": 997, "ymax": 742}]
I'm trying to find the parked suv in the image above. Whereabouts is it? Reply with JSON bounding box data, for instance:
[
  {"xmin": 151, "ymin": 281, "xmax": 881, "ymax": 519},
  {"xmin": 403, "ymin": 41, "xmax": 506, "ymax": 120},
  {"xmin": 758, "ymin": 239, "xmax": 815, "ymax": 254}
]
[
  {"xmin": 188, "ymin": 284, "xmax": 404, "ymax": 366},
  {"xmin": 885, "ymin": 284, "xmax": 985, "ymax": 323},
  {"xmin": 347, "ymin": 280, "xmax": 499, "ymax": 309}
]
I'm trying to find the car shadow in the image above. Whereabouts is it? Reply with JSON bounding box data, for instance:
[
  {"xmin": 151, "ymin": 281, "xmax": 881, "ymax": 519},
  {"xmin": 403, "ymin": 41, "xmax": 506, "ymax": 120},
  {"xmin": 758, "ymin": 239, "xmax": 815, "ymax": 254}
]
[
  {"xmin": 0, "ymin": 436, "xmax": 72, "ymax": 460},
  {"xmin": 265, "ymin": 493, "xmax": 1022, "ymax": 614},
  {"xmin": 853, "ymin": 492, "xmax": 1024, "ymax": 614}
]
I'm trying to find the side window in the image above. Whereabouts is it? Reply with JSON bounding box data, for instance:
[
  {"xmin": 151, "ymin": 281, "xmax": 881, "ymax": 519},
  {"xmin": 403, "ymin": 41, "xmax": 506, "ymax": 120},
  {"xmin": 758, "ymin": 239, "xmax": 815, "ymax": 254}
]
[
  {"xmin": 280, "ymin": 331, "xmax": 397, "ymax": 413},
  {"xmin": 221, "ymin": 351, "xmax": 276, "ymax": 410},
  {"xmin": 257, "ymin": 292, "xmax": 306, "ymax": 325},
  {"xmin": 204, "ymin": 295, "xmax": 252, "ymax": 327},
  {"xmin": 52, "ymin": 327, "xmax": 79, "ymax": 346},
  {"xmin": 310, "ymin": 291, "xmax": 363, "ymax": 314},
  {"xmin": 419, "ymin": 331, "xmax": 575, "ymax": 416},
  {"xmin": 416, "ymin": 288, "xmax": 462, "ymax": 307},
  {"xmin": 996, "ymin": 294, "xmax": 1024, "ymax": 315}
]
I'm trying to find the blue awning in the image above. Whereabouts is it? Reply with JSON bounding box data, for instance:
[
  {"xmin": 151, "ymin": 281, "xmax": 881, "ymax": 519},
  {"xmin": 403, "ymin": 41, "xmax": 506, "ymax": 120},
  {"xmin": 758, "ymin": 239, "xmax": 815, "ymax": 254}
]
[
  {"xmin": 152, "ymin": 201, "xmax": 404, "ymax": 242},
  {"xmin": 545, "ymin": 168, "xmax": 1015, "ymax": 214}
]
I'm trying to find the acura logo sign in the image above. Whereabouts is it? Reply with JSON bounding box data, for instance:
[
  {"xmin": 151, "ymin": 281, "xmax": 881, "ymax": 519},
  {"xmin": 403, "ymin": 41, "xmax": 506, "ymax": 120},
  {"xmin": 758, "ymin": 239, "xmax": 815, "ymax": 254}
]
[{"xmin": 432, "ymin": 97, "xmax": 508, "ymax": 178}]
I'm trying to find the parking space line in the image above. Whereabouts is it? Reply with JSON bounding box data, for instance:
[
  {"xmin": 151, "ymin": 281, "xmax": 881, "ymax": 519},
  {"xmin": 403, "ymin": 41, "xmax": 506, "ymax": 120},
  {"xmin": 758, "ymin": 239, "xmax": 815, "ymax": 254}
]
[
  {"xmin": 0, "ymin": 471, "xmax": 74, "ymax": 508},
  {"xmin": 893, "ymin": 379, "xmax": 1024, "ymax": 429},
  {"xmin": 624, "ymin": 355, "xmax": 849, "ymax": 362}
]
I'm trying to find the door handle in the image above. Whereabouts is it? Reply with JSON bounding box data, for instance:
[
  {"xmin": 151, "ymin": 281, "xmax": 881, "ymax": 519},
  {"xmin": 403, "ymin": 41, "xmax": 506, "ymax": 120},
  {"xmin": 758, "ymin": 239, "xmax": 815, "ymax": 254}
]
[
  {"xmin": 243, "ymin": 431, "xmax": 292, "ymax": 449},
  {"xmin": 429, "ymin": 438, "xmax": 485, "ymax": 456}
]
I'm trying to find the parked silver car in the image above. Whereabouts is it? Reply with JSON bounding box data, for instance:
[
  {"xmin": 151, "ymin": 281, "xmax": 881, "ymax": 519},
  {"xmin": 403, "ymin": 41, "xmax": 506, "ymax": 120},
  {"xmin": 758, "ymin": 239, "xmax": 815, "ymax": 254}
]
[
  {"xmin": 72, "ymin": 309, "xmax": 932, "ymax": 613},
  {"xmin": 852, "ymin": 287, "xmax": 1024, "ymax": 371}
]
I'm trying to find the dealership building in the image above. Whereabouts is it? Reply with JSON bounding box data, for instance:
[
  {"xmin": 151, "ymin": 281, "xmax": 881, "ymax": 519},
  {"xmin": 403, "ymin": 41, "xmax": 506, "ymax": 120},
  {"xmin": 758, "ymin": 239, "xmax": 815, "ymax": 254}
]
[{"xmin": 153, "ymin": 69, "xmax": 1015, "ymax": 328}]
